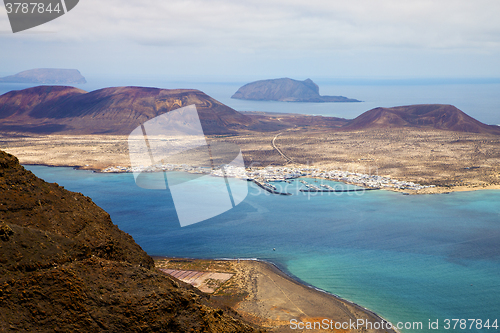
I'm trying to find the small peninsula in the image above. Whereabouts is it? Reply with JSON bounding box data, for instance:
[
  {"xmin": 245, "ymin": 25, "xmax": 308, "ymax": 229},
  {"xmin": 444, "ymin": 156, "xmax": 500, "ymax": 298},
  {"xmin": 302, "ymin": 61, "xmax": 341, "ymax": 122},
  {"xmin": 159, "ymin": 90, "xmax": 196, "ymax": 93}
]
[
  {"xmin": 0, "ymin": 68, "xmax": 86, "ymax": 84},
  {"xmin": 231, "ymin": 78, "xmax": 360, "ymax": 102}
]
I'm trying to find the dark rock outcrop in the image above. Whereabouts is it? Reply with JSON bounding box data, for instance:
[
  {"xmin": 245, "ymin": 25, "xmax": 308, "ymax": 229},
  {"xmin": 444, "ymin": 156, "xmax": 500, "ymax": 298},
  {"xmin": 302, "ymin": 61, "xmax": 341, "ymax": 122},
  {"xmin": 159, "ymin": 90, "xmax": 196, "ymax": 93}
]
[
  {"xmin": 343, "ymin": 104, "xmax": 500, "ymax": 135},
  {"xmin": 231, "ymin": 78, "xmax": 360, "ymax": 102},
  {"xmin": 0, "ymin": 68, "xmax": 87, "ymax": 84},
  {"xmin": 0, "ymin": 150, "xmax": 260, "ymax": 332}
]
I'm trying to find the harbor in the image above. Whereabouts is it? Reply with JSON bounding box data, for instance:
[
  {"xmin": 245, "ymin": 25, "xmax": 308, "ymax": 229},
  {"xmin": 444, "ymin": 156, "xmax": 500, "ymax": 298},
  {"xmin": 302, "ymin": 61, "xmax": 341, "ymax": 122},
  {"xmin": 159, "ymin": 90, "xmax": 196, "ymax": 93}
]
[
  {"xmin": 251, "ymin": 179, "xmax": 293, "ymax": 196},
  {"xmin": 102, "ymin": 164, "xmax": 435, "ymax": 192}
]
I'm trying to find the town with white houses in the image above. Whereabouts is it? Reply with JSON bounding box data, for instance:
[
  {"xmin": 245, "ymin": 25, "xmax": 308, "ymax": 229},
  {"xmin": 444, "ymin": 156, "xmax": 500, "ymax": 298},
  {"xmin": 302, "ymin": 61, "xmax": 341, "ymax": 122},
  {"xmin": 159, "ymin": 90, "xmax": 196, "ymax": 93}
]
[{"xmin": 102, "ymin": 163, "xmax": 435, "ymax": 192}]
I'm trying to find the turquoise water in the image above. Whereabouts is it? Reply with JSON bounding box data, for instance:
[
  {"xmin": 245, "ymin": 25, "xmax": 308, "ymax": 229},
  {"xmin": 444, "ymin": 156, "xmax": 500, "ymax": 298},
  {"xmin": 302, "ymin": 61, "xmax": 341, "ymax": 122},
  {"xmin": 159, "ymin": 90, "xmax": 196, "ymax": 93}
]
[
  {"xmin": 4, "ymin": 77, "xmax": 500, "ymax": 331},
  {"xmin": 25, "ymin": 166, "xmax": 500, "ymax": 332}
]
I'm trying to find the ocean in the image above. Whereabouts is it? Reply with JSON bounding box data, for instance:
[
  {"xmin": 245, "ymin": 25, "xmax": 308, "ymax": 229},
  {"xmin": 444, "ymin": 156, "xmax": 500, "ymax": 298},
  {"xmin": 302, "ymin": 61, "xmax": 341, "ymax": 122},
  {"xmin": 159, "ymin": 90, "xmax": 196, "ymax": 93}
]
[
  {"xmin": 3, "ymin": 77, "xmax": 500, "ymax": 332},
  {"xmin": 24, "ymin": 166, "xmax": 500, "ymax": 333}
]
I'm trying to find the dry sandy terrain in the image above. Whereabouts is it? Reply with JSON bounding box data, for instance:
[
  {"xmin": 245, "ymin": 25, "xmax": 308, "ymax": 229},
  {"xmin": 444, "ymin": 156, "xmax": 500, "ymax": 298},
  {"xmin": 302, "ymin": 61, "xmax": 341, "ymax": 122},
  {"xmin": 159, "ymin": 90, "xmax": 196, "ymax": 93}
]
[
  {"xmin": 1, "ymin": 127, "xmax": 500, "ymax": 194},
  {"xmin": 0, "ymin": 133, "xmax": 131, "ymax": 170},
  {"xmin": 225, "ymin": 128, "xmax": 500, "ymax": 193},
  {"xmin": 155, "ymin": 258, "xmax": 396, "ymax": 333}
]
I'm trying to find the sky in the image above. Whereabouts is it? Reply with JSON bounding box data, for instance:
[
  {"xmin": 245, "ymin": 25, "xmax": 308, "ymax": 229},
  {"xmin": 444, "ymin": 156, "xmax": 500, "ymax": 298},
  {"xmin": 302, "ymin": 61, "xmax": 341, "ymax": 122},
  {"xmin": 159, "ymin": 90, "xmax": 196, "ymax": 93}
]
[{"xmin": 1, "ymin": 0, "xmax": 500, "ymax": 80}]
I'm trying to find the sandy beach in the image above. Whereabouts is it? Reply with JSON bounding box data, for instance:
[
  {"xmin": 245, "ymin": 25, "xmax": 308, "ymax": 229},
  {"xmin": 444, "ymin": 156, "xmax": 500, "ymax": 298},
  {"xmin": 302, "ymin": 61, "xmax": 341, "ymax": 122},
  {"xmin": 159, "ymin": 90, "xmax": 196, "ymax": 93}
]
[{"xmin": 155, "ymin": 258, "xmax": 398, "ymax": 333}]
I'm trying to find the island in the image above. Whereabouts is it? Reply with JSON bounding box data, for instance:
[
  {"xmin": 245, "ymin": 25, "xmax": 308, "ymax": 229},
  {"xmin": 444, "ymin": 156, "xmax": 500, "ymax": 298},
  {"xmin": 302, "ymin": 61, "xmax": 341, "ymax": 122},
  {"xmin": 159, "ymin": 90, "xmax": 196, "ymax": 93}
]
[
  {"xmin": 0, "ymin": 68, "xmax": 86, "ymax": 84},
  {"xmin": 1, "ymin": 85, "xmax": 500, "ymax": 193},
  {"xmin": 231, "ymin": 78, "xmax": 360, "ymax": 102}
]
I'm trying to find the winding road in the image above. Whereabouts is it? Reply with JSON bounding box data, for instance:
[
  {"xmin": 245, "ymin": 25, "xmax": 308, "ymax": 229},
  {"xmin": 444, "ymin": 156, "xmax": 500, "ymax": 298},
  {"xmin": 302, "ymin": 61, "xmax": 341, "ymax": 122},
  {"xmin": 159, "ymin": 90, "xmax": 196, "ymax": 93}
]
[{"xmin": 272, "ymin": 132, "xmax": 293, "ymax": 163}]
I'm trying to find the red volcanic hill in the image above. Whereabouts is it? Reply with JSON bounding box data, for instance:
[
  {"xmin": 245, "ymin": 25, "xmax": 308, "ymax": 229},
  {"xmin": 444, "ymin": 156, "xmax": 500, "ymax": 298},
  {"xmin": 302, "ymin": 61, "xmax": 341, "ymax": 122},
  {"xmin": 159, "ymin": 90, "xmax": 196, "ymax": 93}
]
[
  {"xmin": 0, "ymin": 86, "xmax": 253, "ymax": 135},
  {"xmin": 3, "ymin": 89, "xmax": 497, "ymax": 136},
  {"xmin": 343, "ymin": 104, "xmax": 500, "ymax": 135}
]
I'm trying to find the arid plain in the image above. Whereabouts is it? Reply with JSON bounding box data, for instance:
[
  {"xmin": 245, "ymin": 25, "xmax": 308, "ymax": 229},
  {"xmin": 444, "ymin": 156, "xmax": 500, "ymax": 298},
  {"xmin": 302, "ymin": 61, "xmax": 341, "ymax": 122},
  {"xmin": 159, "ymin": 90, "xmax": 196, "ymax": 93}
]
[
  {"xmin": 2, "ymin": 120, "xmax": 500, "ymax": 194},
  {"xmin": 1, "ymin": 86, "xmax": 499, "ymax": 194}
]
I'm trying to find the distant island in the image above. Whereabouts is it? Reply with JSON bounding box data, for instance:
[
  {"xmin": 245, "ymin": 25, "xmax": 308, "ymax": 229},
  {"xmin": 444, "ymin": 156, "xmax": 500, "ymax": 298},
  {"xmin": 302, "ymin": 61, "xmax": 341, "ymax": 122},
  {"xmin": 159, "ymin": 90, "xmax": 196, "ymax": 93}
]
[
  {"xmin": 231, "ymin": 78, "xmax": 360, "ymax": 102},
  {"xmin": 0, "ymin": 68, "xmax": 86, "ymax": 84},
  {"xmin": 2, "ymin": 84, "xmax": 500, "ymax": 193},
  {"xmin": 2, "ymin": 85, "xmax": 499, "ymax": 136}
]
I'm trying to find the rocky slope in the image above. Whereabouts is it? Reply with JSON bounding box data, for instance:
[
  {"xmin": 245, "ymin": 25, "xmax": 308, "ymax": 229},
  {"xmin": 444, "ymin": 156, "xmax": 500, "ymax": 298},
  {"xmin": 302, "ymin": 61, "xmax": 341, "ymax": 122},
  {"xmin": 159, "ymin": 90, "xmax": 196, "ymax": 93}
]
[
  {"xmin": 0, "ymin": 69, "xmax": 86, "ymax": 84},
  {"xmin": 231, "ymin": 78, "xmax": 360, "ymax": 102},
  {"xmin": 343, "ymin": 104, "xmax": 500, "ymax": 134},
  {"xmin": 0, "ymin": 150, "xmax": 260, "ymax": 332}
]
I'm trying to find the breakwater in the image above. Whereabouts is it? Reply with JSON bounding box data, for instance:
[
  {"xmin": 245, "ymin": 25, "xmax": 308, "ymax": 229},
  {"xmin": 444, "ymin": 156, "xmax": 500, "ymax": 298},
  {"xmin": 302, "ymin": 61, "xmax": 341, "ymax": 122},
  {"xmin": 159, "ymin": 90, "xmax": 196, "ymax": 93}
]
[{"xmin": 252, "ymin": 180, "xmax": 293, "ymax": 196}]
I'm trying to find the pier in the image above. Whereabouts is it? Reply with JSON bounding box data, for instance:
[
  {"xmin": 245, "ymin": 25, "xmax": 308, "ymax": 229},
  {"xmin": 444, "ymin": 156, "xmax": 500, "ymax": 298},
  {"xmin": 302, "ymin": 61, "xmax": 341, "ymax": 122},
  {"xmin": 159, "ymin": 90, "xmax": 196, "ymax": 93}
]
[{"xmin": 251, "ymin": 179, "xmax": 292, "ymax": 196}]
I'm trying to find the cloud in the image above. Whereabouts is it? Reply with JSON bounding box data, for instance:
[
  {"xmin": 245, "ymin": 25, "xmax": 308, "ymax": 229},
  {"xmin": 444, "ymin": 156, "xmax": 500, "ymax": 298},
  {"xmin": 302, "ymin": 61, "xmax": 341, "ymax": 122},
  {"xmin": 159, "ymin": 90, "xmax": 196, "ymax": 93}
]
[
  {"xmin": 3, "ymin": 0, "xmax": 500, "ymax": 52},
  {"xmin": 1, "ymin": 0, "xmax": 499, "ymax": 78}
]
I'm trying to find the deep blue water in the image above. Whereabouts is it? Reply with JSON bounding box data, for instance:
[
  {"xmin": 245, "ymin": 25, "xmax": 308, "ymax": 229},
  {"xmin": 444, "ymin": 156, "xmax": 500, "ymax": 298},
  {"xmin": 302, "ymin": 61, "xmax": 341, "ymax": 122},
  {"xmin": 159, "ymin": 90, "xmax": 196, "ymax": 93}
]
[{"xmin": 25, "ymin": 166, "xmax": 500, "ymax": 332}]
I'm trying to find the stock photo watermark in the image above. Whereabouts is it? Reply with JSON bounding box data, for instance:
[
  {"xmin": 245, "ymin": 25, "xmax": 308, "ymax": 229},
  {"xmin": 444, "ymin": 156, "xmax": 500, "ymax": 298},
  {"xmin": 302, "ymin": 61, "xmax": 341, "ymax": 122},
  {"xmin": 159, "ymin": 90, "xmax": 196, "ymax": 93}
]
[
  {"xmin": 290, "ymin": 318, "xmax": 500, "ymax": 331},
  {"xmin": 128, "ymin": 104, "xmax": 248, "ymax": 227},
  {"xmin": 127, "ymin": 104, "xmax": 387, "ymax": 227},
  {"xmin": 3, "ymin": 0, "xmax": 79, "ymax": 33}
]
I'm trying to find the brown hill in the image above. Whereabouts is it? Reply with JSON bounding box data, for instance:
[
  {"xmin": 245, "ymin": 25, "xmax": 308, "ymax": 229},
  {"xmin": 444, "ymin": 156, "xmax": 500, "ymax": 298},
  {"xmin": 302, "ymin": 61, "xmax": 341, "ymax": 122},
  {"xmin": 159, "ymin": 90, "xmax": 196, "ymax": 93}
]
[
  {"xmin": 0, "ymin": 86, "xmax": 87, "ymax": 119},
  {"xmin": 343, "ymin": 104, "xmax": 500, "ymax": 134},
  {"xmin": 0, "ymin": 86, "xmax": 253, "ymax": 135},
  {"xmin": 0, "ymin": 150, "xmax": 260, "ymax": 332}
]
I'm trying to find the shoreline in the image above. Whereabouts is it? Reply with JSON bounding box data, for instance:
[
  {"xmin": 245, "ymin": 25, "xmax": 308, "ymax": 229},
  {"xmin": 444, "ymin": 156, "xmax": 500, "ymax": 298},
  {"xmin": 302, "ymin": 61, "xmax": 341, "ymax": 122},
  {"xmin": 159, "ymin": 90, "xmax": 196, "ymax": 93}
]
[
  {"xmin": 21, "ymin": 161, "xmax": 500, "ymax": 195},
  {"xmin": 3, "ymin": 128, "xmax": 499, "ymax": 195},
  {"xmin": 248, "ymin": 258, "xmax": 401, "ymax": 333},
  {"xmin": 153, "ymin": 256, "xmax": 399, "ymax": 333}
]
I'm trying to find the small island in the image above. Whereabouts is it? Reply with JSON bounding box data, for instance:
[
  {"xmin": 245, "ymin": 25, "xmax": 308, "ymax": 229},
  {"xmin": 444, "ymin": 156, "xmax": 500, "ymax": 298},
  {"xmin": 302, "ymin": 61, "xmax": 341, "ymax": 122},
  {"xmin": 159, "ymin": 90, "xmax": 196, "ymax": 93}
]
[
  {"xmin": 0, "ymin": 68, "xmax": 86, "ymax": 84},
  {"xmin": 231, "ymin": 77, "xmax": 360, "ymax": 102}
]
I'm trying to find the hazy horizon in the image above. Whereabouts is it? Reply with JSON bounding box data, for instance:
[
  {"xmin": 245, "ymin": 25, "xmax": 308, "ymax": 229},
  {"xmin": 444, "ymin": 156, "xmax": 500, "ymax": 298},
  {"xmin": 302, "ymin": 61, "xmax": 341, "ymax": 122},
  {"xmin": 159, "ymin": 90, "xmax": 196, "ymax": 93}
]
[{"xmin": 2, "ymin": 0, "xmax": 500, "ymax": 80}]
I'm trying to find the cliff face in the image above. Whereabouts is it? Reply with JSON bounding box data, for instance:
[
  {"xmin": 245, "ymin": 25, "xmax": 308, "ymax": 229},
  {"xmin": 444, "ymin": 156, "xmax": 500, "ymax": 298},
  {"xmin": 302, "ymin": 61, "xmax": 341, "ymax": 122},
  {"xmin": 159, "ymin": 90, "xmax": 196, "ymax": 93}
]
[
  {"xmin": 343, "ymin": 104, "xmax": 500, "ymax": 134},
  {"xmin": 231, "ymin": 78, "xmax": 360, "ymax": 102},
  {"xmin": 0, "ymin": 86, "xmax": 253, "ymax": 135},
  {"xmin": 0, "ymin": 69, "xmax": 87, "ymax": 84},
  {"xmin": 0, "ymin": 150, "xmax": 260, "ymax": 333}
]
